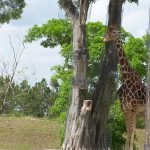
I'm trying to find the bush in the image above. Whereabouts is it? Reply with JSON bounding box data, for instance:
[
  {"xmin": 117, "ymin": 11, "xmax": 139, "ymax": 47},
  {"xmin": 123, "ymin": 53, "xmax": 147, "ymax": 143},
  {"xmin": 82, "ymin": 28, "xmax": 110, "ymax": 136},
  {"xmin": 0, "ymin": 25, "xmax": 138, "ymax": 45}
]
[
  {"xmin": 136, "ymin": 115, "xmax": 145, "ymax": 129},
  {"xmin": 58, "ymin": 112, "xmax": 67, "ymax": 144},
  {"xmin": 108, "ymin": 100, "xmax": 126, "ymax": 150}
]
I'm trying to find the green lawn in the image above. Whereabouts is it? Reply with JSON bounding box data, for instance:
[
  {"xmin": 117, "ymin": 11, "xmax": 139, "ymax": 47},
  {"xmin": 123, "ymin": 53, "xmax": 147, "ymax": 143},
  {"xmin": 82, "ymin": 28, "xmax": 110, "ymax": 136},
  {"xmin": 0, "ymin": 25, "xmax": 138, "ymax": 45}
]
[
  {"xmin": 135, "ymin": 129, "xmax": 145, "ymax": 150},
  {"xmin": 0, "ymin": 116, "xmax": 61, "ymax": 150},
  {"xmin": 0, "ymin": 116, "xmax": 145, "ymax": 150}
]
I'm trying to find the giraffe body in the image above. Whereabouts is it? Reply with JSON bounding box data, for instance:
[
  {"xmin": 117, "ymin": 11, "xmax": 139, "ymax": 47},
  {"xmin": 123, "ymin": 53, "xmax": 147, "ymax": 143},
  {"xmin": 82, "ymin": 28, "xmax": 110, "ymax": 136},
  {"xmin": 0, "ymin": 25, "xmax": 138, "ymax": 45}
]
[
  {"xmin": 118, "ymin": 80, "xmax": 146, "ymax": 112},
  {"xmin": 104, "ymin": 26, "xmax": 147, "ymax": 150}
]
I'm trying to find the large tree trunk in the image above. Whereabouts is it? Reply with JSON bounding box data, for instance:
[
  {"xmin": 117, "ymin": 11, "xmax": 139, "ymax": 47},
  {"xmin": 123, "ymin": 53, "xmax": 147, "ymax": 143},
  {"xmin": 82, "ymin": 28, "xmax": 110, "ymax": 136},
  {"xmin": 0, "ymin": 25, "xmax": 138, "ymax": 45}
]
[
  {"xmin": 61, "ymin": 0, "xmax": 124, "ymax": 149},
  {"xmin": 62, "ymin": 18, "xmax": 88, "ymax": 149},
  {"xmin": 61, "ymin": 1, "xmax": 89, "ymax": 149},
  {"xmin": 86, "ymin": 0, "xmax": 124, "ymax": 149}
]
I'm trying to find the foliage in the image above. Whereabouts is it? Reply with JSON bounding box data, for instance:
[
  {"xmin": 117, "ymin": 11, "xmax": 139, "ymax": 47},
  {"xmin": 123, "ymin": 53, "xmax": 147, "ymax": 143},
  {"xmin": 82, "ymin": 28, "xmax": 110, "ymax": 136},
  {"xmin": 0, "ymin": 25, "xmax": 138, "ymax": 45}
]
[
  {"xmin": 0, "ymin": 76, "xmax": 55, "ymax": 117},
  {"xmin": 136, "ymin": 116, "xmax": 145, "ymax": 129},
  {"xmin": 25, "ymin": 19, "xmax": 72, "ymax": 48},
  {"xmin": 109, "ymin": 100, "xmax": 126, "ymax": 150},
  {"xmin": 26, "ymin": 79, "xmax": 52, "ymax": 117},
  {"xmin": 0, "ymin": 0, "xmax": 26, "ymax": 24},
  {"xmin": 48, "ymin": 66, "xmax": 72, "ymax": 118},
  {"xmin": 25, "ymin": 18, "xmax": 147, "ymax": 103},
  {"xmin": 124, "ymin": 37, "xmax": 147, "ymax": 82},
  {"xmin": 58, "ymin": 111, "xmax": 67, "ymax": 144}
]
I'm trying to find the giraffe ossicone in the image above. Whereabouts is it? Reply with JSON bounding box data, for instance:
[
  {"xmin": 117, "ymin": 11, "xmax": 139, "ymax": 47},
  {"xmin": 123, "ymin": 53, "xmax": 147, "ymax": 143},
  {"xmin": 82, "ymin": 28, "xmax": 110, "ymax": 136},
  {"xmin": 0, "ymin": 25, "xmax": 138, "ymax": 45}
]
[{"xmin": 104, "ymin": 25, "xmax": 147, "ymax": 150}]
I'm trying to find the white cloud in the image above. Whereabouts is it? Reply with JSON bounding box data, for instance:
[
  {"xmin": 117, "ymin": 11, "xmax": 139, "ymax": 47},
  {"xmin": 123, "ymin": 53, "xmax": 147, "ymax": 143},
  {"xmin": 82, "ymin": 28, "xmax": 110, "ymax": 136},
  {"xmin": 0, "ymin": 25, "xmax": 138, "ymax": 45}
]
[
  {"xmin": 19, "ymin": 44, "xmax": 63, "ymax": 85},
  {"xmin": 123, "ymin": 0, "xmax": 149, "ymax": 37},
  {"xmin": 10, "ymin": 0, "xmax": 60, "ymax": 27},
  {"xmin": 89, "ymin": 0, "xmax": 109, "ymax": 24},
  {"xmin": 0, "ymin": 29, "xmax": 63, "ymax": 85}
]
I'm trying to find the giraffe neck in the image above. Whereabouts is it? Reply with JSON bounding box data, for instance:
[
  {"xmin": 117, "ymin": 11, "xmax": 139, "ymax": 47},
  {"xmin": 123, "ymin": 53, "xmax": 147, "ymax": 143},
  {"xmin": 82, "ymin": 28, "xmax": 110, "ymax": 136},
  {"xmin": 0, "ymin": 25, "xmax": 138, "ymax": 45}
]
[{"xmin": 114, "ymin": 38, "xmax": 140, "ymax": 82}]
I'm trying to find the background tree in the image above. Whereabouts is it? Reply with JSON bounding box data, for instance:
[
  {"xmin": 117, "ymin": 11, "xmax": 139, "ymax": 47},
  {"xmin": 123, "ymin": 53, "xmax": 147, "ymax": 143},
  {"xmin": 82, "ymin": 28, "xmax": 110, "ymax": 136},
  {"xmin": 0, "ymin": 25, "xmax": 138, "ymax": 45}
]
[
  {"xmin": 27, "ymin": 79, "xmax": 52, "ymax": 117},
  {"xmin": 0, "ymin": 76, "xmax": 55, "ymax": 117},
  {"xmin": 0, "ymin": 0, "xmax": 26, "ymax": 113},
  {"xmin": 0, "ymin": 0, "xmax": 26, "ymax": 24},
  {"xmin": 0, "ymin": 37, "xmax": 26, "ymax": 113},
  {"xmin": 14, "ymin": 79, "xmax": 31, "ymax": 115}
]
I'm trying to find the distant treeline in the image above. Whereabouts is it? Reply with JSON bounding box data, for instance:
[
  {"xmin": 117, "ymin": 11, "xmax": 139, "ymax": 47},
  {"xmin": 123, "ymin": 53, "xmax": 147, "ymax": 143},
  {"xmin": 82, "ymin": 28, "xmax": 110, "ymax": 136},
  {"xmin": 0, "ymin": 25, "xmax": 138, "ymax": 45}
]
[{"xmin": 0, "ymin": 76, "xmax": 57, "ymax": 117}]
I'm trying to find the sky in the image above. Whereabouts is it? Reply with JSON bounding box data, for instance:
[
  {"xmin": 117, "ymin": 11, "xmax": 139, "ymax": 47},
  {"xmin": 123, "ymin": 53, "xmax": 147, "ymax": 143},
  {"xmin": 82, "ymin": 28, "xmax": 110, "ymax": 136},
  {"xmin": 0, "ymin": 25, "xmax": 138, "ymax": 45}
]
[{"xmin": 0, "ymin": 0, "xmax": 149, "ymax": 85}]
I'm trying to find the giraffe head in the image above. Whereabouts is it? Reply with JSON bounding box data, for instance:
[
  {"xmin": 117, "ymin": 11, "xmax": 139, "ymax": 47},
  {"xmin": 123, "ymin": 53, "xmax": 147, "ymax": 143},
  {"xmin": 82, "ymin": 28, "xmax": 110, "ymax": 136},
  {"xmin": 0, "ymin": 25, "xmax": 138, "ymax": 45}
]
[{"xmin": 103, "ymin": 25, "xmax": 119, "ymax": 42}]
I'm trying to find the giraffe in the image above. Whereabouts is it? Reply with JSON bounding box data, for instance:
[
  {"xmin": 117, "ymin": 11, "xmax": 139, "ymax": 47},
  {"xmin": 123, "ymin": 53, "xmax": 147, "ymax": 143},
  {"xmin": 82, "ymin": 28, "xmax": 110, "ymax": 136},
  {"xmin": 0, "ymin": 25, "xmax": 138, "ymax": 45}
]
[{"xmin": 104, "ymin": 25, "xmax": 147, "ymax": 150}]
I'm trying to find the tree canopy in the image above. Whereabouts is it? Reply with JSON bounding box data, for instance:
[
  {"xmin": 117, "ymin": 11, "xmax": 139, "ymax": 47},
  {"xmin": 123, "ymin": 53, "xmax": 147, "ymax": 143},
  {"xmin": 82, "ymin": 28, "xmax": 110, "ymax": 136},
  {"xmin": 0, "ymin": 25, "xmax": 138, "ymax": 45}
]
[
  {"xmin": 25, "ymin": 18, "xmax": 147, "ymax": 121},
  {"xmin": 0, "ymin": 0, "xmax": 26, "ymax": 24},
  {"xmin": 0, "ymin": 76, "xmax": 55, "ymax": 117},
  {"xmin": 25, "ymin": 19, "xmax": 147, "ymax": 83}
]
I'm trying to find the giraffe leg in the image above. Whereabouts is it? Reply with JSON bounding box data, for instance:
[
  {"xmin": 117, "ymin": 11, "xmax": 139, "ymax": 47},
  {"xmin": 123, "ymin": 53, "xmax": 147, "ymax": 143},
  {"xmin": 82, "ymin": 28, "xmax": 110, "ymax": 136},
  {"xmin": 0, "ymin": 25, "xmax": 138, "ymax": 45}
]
[{"xmin": 123, "ymin": 109, "xmax": 136, "ymax": 150}]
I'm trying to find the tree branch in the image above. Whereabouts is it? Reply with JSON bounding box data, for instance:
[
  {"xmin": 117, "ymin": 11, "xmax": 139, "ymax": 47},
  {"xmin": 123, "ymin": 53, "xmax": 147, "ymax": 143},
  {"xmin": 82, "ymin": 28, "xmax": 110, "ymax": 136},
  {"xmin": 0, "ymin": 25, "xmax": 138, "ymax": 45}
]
[
  {"xmin": 0, "ymin": 36, "xmax": 25, "ymax": 113},
  {"xmin": 58, "ymin": 0, "xmax": 79, "ymax": 18},
  {"xmin": 79, "ymin": 0, "xmax": 89, "ymax": 24}
]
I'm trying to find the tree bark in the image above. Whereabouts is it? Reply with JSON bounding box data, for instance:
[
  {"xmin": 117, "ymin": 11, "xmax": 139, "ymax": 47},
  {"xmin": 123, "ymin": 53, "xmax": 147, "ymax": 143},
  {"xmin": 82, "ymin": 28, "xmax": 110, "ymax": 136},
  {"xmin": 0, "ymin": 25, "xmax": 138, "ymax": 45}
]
[
  {"xmin": 61, "ymin": 0, "xmax": 89, "ymax": 149},
  {"xmin": 60, "ymin": 0, "xmax": 124, "ymax": 149},
  {"xmin": 62, "ymin": 18, "xmax": 88, "ymax": 149},
  {"xmin": 144, "ymin": 47, "xmax": 150, "ymax": 149},
  {"xmin": 86, "ymin": 1, "xmax": 124, "ymax": 149}
]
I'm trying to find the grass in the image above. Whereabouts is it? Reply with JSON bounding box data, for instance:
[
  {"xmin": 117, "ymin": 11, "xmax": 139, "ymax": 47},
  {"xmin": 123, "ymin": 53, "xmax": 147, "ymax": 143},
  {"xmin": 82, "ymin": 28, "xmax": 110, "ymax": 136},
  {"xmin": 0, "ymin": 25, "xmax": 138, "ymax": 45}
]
[
  {"xmin": 123, "ymin": 128, "xmax": 145, "ymax": 150},
  {"xmin": 0, "ymin": 116, "xmax": 145, "ymax": 150},
  {"xmin": 0, "ymin": 116, "xmax": 61, "ymax": 150},
  {"xmin": 135, "ymin": 129, "xmax": 145, "ymax": 150}
]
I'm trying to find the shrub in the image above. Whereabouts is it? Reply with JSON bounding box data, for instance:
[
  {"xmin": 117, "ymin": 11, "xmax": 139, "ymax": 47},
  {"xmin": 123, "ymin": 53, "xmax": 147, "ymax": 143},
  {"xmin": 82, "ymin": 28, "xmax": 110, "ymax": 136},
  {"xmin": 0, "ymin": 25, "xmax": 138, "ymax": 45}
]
[
  {"xmin": 108, "ymin": 100, "xmax": 126, "ymax": 150},
  {"xmin": 58, "ymin": 112, "xmax": 67, "ymax": 144}
]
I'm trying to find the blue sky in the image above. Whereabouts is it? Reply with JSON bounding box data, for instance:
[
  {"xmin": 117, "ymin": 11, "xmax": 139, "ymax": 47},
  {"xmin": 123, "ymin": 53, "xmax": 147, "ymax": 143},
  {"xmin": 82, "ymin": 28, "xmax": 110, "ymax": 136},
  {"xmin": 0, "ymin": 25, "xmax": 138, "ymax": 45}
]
[{"xmin": 0, "ymin": 0, "xmax": 149, "ymax": 85}]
